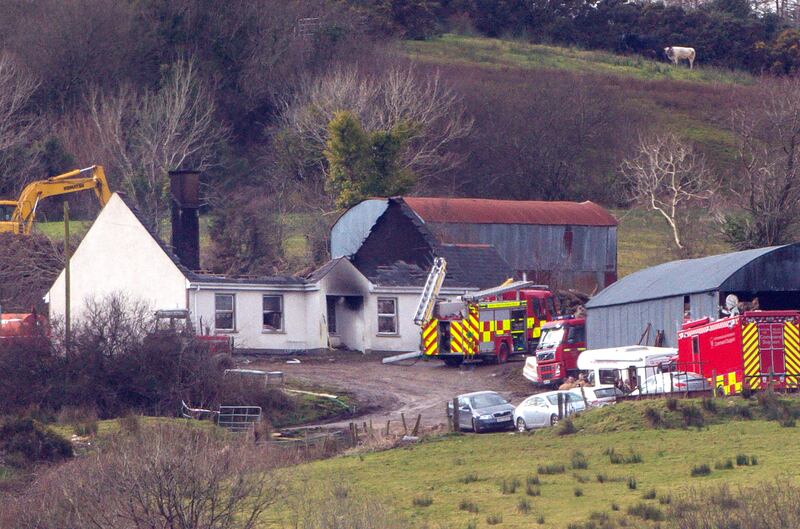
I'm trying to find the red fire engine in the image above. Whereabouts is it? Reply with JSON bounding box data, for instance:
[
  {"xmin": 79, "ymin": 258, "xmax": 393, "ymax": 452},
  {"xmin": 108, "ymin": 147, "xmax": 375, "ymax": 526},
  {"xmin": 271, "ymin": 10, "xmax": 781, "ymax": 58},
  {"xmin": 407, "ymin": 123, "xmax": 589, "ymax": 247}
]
[
  {"xmin": 534, "ymin": 317, "xmax": 586, "ymax": 386},
  {"xmin": 415, "ymin": 259, "xmax": 558, "ymax": 366},
  {"xmin": 677, "ymin": 311, "xmax": 800, "ymax": 395}
]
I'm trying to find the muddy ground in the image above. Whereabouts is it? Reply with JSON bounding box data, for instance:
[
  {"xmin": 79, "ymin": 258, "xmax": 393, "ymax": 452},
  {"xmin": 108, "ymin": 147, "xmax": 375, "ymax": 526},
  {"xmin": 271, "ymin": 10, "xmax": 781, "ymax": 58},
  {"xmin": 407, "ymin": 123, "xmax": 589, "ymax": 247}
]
[{"xmin": 244, "ymin": 353, "xmax": 540, "ymax": 431}]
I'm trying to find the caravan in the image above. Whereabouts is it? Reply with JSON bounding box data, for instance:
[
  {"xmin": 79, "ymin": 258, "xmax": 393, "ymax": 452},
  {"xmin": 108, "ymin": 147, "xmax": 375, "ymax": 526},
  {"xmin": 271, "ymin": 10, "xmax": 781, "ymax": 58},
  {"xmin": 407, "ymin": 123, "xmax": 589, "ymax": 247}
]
[{"xmin": 577, "ymin": 346, "xmax": 677, "ymax": 392}]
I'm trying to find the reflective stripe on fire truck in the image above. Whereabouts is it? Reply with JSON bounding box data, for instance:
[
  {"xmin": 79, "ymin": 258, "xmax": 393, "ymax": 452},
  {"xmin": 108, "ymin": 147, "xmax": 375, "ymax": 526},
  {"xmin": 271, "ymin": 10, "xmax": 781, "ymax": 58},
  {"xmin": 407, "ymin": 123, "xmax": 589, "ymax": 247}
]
[
  {"xmin": 450, "ymin": 320, "xmax": 464, "ymax": 353},
  {"xmin": 423, "ymin": 319, "xmax": 438, "ymax": 356},
  {"xmin": 714, "ymin": 371, "xmax": 742, "ymax": 396},
  {"xmin": 742, "ymin": 322, "xmax": 760, "ymax": 390},
  {"xmin": 783, "ymin": 321, "xmax": 800, "ymax": 387}
]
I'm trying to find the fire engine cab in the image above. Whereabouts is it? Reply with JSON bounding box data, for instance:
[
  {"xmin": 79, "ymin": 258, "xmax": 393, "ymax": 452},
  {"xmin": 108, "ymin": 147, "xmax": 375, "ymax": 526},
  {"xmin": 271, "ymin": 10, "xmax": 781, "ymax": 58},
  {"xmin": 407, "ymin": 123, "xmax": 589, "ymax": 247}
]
[
  {"xmin": 534, "ymin": 317, "xmax": 586, "ymax": 386},
  {"xmin": 414, "ymin": 258, "xmax": 558, "ymax": 367},
  {"xmin": 677, "ymin": 311, "xmax": 800, "ymax": 395}
]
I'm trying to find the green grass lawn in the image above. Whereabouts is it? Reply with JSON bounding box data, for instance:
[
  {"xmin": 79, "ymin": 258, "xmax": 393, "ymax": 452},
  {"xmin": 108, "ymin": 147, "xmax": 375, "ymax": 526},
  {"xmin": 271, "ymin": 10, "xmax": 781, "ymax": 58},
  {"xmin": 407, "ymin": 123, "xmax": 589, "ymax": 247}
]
[
  {"xmin": 405, "ymin": 34, "xmax": 753, "ymax": 85},
  {"xmin": 264, "ymin": 398, "xmax": 799, "ymax": 529}
]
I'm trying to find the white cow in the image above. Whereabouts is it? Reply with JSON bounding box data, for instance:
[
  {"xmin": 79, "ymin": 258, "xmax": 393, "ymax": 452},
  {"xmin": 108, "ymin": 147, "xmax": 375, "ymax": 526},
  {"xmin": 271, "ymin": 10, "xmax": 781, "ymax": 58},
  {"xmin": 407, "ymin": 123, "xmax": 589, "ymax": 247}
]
[{"xmin": 664, "ymin": 46, "xmax": 696, "ymax": 69}]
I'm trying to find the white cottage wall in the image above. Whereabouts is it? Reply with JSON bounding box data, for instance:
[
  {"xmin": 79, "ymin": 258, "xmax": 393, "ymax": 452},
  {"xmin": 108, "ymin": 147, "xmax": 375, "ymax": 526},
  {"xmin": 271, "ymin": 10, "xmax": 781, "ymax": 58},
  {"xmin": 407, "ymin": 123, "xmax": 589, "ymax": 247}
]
[{"xmin": 49, "ymin": 195, "xmax": 188, "ymax": 322}]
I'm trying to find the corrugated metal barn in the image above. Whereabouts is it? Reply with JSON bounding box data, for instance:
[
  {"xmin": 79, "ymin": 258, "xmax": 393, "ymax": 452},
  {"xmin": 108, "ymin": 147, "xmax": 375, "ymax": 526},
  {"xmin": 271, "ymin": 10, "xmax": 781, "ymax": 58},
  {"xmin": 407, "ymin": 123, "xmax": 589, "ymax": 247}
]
[
  {"xmin": 585, "ymin": 243, "xmax": 800, "ymax": 349},
  {"xmin": 331, "ymin": 197, "xmax": 618, "ymax": 292}
]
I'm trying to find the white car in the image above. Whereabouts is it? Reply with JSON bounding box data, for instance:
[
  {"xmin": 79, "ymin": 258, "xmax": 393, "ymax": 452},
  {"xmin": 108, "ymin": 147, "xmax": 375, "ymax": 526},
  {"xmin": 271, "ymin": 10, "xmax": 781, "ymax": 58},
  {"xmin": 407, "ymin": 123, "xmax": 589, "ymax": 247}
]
[
  {"xmin": 630, "ymin": 371, "xmax": 712, "ymax": 395},
  {"xmin": 570, "ymin": 385, "xmax": 624, "ymax": 407},
  {"xmin": 513, "ymin": 390, "xmax": 586, "ymax": 432},
  {"xmin": 522, "ymin": 355, "xmax": 540, "ymax": 384}
]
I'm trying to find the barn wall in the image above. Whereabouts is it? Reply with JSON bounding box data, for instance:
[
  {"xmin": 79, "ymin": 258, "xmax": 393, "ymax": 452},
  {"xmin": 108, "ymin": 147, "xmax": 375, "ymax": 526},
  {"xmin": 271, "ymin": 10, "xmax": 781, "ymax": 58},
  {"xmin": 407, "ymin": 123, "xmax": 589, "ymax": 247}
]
[
  {"xmin": 426, "ymin": 222, "xmax": 616, "ymax": 290},
  {"xmin": 587, "ymin": 291, "xmax": 723, "ymax": 349}
]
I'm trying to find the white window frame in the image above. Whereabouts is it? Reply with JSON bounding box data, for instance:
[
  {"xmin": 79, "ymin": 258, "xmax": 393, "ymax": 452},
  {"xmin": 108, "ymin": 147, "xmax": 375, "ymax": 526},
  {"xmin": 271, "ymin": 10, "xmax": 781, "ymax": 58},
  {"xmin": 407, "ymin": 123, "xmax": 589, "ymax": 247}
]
[
  {"xmin": 262, "ymin": 294, "xmax": 284, "ymax": 333},
  {"xmin": 377, "ymin": 297, "xmax": 398, "ymax": 335},
  {"xmin": 215, "ymin": 293, "xmax": 236, "ymax": 332}
]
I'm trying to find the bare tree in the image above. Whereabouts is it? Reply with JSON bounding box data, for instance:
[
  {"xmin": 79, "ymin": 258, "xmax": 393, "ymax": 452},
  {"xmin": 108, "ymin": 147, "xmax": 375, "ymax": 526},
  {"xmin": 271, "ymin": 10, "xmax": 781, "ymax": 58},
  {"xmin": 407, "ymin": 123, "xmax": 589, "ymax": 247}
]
[
  {"xmin": 621, "ymin": 133, "xmax": 716, "ymax": 250},
  {"xmin": 722, "ymin": 78, "xmax": 800, "ymax": 249},
  {"xmin": 84, "ymin": 58, "xmax": 228, "ymax": 231},
  {"xmin": 0, "ymin": 233, "xmax": 64, "ymax": 312},
  {"xmin": 6, "ymin": 423, "xmax": 282, "ymax": 529},
  {"xmin": 282, "ymin": 64, "xmax": 474, "ymax": 189},
  {"xmin": 0, "ymin": 52, "xmax": 40, "ymax": 195}
]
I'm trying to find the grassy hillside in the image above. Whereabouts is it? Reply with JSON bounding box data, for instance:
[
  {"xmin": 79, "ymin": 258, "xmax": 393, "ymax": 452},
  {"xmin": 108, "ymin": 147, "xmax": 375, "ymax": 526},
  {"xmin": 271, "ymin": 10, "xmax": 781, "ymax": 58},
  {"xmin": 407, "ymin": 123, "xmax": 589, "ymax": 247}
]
[
  {"xmin": 266, "ymin": 398, "xmax": 800, "ymax": 529},
  {"xmin": 405, "ymin": 35, "xmax": 753, "ymax": 85}
]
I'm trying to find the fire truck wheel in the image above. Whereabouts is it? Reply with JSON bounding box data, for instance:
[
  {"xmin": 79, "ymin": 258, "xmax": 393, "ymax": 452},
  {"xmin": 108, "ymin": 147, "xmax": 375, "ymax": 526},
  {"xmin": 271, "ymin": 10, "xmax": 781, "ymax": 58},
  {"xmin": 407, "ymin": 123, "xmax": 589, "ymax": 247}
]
[
  {"xmin": 443, "ymin": 357, "xmax": 463, "ymax": 367},
  {"xmin": 550, "ymin": 414, "xmax": 559, "ymax": 426},
  {"xmin": 497, "ymin": 343, "xmax": 510, "ymax": 364}
]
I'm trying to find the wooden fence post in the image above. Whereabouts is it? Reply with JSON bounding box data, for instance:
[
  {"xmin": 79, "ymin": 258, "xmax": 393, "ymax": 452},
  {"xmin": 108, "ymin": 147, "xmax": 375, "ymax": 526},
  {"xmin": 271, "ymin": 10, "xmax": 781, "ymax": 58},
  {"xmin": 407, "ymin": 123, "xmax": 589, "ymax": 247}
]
[
  {"xmin": 385, "ymin": 420, "xmax": 391, "ymax": 436},
  {"xmin": 557, "ymin": 393, "xmax": 564, "ymax": 420},
  {"xmin": 401, "ymin": 412, "xmax": 408, "ymax": 434},
  {"xmin": 412, "ymin": 414, "xmax": 422, "ymax": 436},
  {"xmin": 452, "ymin": 398, "xmax": 460, "ymax": 432},
  {"xmin": 711, "ymin": 370, "xmax": 716, "ymax": 398}
]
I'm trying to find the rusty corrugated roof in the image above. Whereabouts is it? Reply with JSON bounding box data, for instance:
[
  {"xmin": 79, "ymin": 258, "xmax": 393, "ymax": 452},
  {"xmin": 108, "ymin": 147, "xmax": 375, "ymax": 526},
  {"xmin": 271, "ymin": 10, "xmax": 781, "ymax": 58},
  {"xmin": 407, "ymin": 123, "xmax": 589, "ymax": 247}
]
[{"xmin": 400, "ymin": 197, "xmax": 617, "ymax": 227}]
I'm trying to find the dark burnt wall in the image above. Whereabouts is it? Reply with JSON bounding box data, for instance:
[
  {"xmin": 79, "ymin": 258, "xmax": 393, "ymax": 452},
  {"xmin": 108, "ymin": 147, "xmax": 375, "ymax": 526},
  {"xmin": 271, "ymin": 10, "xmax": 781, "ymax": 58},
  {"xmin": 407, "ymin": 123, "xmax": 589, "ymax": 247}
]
[{"xmin": 352, "ymin": 202, "xmax": 436, "ymax": 276}]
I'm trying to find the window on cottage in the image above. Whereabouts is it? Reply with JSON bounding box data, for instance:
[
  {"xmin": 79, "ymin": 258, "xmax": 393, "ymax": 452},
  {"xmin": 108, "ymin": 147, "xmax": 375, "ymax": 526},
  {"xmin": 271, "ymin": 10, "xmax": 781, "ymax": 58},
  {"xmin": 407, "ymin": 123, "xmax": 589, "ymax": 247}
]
[
  {"xmin": 377, "ymin": 297, "xmax": 398, "ymax": 334},
  {"xmin": 326, "ymin": 297, "xmax": 337, "ymax": 334},
  {"xmin": 215, "ymin": 294, "xmax": 235, "ymax": 331},
  {"xmin": 263, "ymin": 295, "xmax": 283, "ymax": 331}
]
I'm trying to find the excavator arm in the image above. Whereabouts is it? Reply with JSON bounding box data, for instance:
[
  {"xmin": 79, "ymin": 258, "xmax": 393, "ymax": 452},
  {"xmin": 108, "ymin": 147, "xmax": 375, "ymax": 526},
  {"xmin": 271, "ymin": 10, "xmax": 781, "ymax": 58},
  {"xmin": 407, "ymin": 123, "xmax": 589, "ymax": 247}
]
[{"xmin": 0, "ymin": 165, "xmax": 112, "ymax": 235}]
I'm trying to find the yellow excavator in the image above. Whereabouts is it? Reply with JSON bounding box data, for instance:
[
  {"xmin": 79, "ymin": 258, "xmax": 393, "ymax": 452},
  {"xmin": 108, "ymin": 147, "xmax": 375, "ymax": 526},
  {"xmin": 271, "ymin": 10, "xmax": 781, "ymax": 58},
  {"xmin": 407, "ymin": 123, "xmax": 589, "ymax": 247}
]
[{"xmin": 0, "ymin": 165, "xmax": 112, "ymax": 235}]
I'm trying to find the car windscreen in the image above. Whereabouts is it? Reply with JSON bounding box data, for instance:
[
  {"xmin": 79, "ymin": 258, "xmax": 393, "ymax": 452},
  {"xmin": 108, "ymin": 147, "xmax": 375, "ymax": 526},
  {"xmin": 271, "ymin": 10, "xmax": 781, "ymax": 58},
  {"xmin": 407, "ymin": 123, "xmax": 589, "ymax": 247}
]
[
  {"xmin": 537, "ymin": 327, "xmax": 564, "ymax": 350},
  {"xmin": 470, "ymin": 393, "xmax": 507, "ymax": 408},
  {"xmin": 593, "ymin": 388, "xmax": 618, "ymax": 399}
]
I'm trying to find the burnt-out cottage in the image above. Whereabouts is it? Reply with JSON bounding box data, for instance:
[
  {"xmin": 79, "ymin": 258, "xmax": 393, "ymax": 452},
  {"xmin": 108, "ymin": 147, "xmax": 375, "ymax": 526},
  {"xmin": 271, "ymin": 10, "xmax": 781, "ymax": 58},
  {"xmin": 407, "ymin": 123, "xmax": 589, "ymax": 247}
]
[{"xmin": 331, "ymin": 197, "xmax": 618, "ymax": 292}]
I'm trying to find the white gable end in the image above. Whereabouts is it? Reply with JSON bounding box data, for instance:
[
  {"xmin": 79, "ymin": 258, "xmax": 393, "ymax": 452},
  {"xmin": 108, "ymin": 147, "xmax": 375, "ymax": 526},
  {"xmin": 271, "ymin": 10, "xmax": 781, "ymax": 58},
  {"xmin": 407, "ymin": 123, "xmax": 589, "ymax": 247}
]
[{"xmin": 48, "ymin": 194, "xmax": 188, "ymax": 323}]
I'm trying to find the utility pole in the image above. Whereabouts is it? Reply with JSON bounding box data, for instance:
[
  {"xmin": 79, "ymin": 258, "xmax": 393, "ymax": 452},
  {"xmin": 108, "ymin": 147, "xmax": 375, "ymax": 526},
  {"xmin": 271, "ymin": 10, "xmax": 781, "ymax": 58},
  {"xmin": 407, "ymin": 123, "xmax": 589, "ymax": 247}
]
[{"xmin": 64, "ymin": 201, "xmax": 71, "ymax": 350}]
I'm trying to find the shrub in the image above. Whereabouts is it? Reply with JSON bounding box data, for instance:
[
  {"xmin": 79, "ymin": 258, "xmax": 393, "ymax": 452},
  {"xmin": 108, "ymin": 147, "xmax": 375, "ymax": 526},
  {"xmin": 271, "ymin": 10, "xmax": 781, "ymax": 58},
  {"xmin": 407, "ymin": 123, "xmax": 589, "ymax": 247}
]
[
  {"xmin": 666, "ymin": 398, "xmax": 679, "ymax": 411},
  {"xmin": 736, "ymin": 454, "xmax": 750, "ymax": 466},
  {"xmin": 715, "ymin": 459, "xmax": 734, "ymax": 470},
  {"xmin": 537, "ymin": 515, "xmax": 546, "ymax": 524},
  {"xmin": 609, "ymin": 449, "xmax": 643, "ymax": 464},
  {"xmin": 460, "ymin": 499, "xmax": 480, "ymax": 513},
  {"xmin": 644, "ymin": 406, "xmax": 663, "ymax": 427},
  {"xmin": 691, "ymin": 463, "xmax": 712, "ymax": 477},
  {"xmin": 574, "ymin": 487, "xmax": 584, "ymax": 497},
  {"xmin": 596, "ymin": 473, "xmax": 607, "ymax": 483},
  {"xmin": 74, "ymin": 419, "xmax": 99, "ymax": 437},
  {"xmin": 643, "ymin": 488, "xmax": 657, "ymax": 499},
  {"xmin": 628, "ymin": 477, "xmax": 637, "ymax": 490},
  {"xmin": 461, "ymin": 472, "xmax": 479, "ymax": 483},
  {"xmin": 526, "ymin": 484, "xmax": 541, "ymax": 497},
  {"xmin": 681, "ymin": 404, "xmax": 705, "ymax": 427},
  {"xmin": 628, "ymin": 502, "xmax": 665, "ymax": 521},
  {"xmin": 558, "ymin": 417, "xmax": 577, "ymax": 435},
  {"xmin": 750, "ymin": 455, "xmax": 758, "ymax": 465},
  {"xmin": 501, "ymin": 478, "xmax": 520, "ymax": 494},
  {"xmin": 465, "ymin": 519, "xmax": 477, "ymax": 529},
  {"xmin": 486, "ymin": 514, "xmax": 503, "ymax": 525},
  {"xmin": 659, "ymin": 494, "xmax": 672, "ymax": 505},
  {"xmin": 574, "ymin": 473, "xmax": 590, "ymax": 483},
  {"xmin": 611, "ymin": 502, "xmax": 620, "ymax": 511},
  {"xmin": 0, "ymin": 417, "xmax": 72, "ymax": 467},
  {"xmin": 538, "ymin": 463, "xmax": 565, "ymax": 474},
  {"xmin": 780, "ymin": 417, "xmax": 796, "ymax": 427},
  {"xmin": 702, "ymin": 398, "xmax": 717, "ymax": 413},
  {"xmin": 741, "ymin": 385, "xmax": 753, "ymax": 399},
  {"xmin": 589, "ymin": 511, "xmax": 610, "ymax": 522},
  {"xmin": 119, "ymin": 414, "xmax": 141, "ymax": 435},
  {"xmin": 412, "ymin": 495, "xmax": 433, "ymax": 507},
  {"xmin": 571, "ymin": 451, "xmax": 589, "ymax": 469},
  {"xmin": 527, "ymin": 475, "xmax": 540, "ymax": 485},
  {"xmin": 517, "ymin": 498, "xmax": 531, "ymax": 513},
  {"xmin": 735, "ymin": 404, "xmax": 753, "ymax": 419}
]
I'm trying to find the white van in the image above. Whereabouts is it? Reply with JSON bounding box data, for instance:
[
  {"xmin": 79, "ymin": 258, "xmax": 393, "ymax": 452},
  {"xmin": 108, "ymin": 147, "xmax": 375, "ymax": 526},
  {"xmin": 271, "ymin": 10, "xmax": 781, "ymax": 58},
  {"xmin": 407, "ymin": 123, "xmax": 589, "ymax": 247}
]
[{"xmin": 576, "ymin": 346, "xmax": 677, "ymax": 391}]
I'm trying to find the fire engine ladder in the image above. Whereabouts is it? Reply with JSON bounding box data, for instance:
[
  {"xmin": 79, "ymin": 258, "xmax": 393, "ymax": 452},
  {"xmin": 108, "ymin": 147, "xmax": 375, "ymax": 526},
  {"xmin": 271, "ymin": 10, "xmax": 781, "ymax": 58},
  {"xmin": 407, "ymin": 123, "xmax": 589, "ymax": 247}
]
[
  {"xmin": 413, "ymin": 257, "xmax": 447, "ymax": 326},
  {"xmin": 462, "ymin": 281, "xmax": 549, "ymax": 301}
]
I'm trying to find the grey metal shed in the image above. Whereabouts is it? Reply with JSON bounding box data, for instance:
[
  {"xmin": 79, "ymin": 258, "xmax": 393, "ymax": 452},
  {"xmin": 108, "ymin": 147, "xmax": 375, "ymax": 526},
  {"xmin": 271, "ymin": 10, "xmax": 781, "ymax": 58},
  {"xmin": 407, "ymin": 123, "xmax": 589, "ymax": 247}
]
[{"xmin": 586, "ymin": 243, "xmax": 800, "ymax": 348}]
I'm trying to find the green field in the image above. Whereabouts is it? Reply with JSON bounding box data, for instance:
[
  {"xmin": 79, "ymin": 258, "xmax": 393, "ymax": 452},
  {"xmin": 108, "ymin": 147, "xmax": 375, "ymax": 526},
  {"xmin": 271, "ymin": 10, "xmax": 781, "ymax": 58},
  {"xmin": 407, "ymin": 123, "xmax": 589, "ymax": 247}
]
[
  {"xmin": 404, "ymin": 34, "xmax": 753, "ymax": 85},
  {"xmin": 265, "ymin": 398, "xmax": 799, "ymax": 529}
]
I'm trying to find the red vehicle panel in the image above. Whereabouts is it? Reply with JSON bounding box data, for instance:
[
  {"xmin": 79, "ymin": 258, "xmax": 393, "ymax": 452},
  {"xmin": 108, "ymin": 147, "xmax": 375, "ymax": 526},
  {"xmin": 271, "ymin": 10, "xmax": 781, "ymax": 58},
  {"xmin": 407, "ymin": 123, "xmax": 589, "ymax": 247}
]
[
  {"xmin": 535, "ymin": 317, "xmax": 586, "ymax": 386},
  {"xmin": 677, "ymin": 311, "xmax": 800, "ymax": 395}
]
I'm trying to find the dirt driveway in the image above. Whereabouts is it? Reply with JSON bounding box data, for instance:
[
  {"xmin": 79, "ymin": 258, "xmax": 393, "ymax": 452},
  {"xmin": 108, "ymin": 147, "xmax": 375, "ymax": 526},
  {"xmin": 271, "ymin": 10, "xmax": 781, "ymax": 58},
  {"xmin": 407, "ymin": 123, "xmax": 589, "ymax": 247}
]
[{"xmin": 245, "ymin": 353, "xmax": 538, "ymax": 430}]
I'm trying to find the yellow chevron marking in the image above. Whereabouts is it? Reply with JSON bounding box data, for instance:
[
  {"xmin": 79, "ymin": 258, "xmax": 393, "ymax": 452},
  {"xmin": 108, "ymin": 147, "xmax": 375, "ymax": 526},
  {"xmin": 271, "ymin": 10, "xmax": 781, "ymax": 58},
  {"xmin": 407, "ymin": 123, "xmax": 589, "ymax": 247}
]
[{"xmin": 743, "ymin": 322, "xmax": 757, "ymax": 340}]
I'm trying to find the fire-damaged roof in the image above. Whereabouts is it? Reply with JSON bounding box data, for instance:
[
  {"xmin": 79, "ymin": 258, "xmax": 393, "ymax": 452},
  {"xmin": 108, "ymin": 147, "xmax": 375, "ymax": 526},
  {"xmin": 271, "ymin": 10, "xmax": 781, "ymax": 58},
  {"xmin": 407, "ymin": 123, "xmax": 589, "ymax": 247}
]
[
  {"xmin": 402, "ymin": 197, "xmax": 618, "ymax": 227},
  {"xmin": 364, "ymin": 243, "xmax": 513, "ymax": 289},
  {"xmin": 586, "ymin": 245, "xmax": 800, "ymax": 308}
]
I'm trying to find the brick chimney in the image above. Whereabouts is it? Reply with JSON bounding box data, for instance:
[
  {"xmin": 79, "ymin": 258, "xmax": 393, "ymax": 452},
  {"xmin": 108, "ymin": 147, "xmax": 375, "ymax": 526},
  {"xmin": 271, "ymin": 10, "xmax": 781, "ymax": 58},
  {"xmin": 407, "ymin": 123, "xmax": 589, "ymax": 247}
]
[{"xmin": 169, "ymin": 170, "xmax": 200, "ymax": 271}]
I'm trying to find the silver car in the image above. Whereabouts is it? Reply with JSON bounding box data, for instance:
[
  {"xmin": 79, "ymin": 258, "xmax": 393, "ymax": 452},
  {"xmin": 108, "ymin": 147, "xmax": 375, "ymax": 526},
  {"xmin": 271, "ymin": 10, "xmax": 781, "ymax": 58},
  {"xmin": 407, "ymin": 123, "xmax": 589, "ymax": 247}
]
[
  {"xmin": 631, "ymin": 371, "xmax": 712, "ymax": 395},
  {"xmin": 447, "ymin": 391, "xmax": 516, "ymax": 433},
  {"xmin": 513, "ymin": 390, "xmax": 586, "ymax": 432},
  {"xmin": 570, "ymin": 385, "xmax": 625, "ymax": 407}
]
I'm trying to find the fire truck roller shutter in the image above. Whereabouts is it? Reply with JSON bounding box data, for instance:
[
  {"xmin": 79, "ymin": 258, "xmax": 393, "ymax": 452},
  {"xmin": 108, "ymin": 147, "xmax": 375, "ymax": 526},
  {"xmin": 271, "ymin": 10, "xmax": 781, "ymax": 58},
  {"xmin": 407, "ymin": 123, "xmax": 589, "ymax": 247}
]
[
  {"xmin": 784, "ymin": 320, "xmax": 800, "ymax": 387},
  {"xmin": 742, "ymin": 322, "xmax": 761, "ymax": 390}
]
